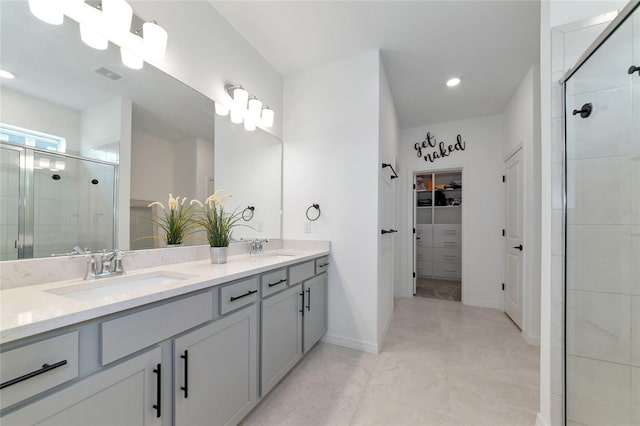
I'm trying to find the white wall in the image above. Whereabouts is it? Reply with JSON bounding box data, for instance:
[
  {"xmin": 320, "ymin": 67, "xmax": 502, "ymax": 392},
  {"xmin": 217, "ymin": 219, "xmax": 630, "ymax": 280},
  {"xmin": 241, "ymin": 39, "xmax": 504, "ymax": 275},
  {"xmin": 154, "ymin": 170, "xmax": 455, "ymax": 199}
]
[
  {"xmin": 80, "ymin": 97, "xmax": 125, "ymax": 163},
  {"xmin": 502, "ymin": 65, "xmax": 542, "ymax": 345},
  {"xmin": 130, "ymin": 129, "xmax": 175, "ymax": 203},
  {"xmin": 397, "ymin": 115, "xmax": 504, "ymax": 309},
  {"xmin": 0, "ymin": 87, "xmax": 81, "ymax": 151},
  {"xmin": 130, "ymin": 1, "xmax": 283, "ymax": 139},
  {"xmin": 377, "ymin": 58, "xmax": 399, "ymax": 344},
  {"xmin": 283, "ymin": 50, "xmax": 381, "ymax": 352}
]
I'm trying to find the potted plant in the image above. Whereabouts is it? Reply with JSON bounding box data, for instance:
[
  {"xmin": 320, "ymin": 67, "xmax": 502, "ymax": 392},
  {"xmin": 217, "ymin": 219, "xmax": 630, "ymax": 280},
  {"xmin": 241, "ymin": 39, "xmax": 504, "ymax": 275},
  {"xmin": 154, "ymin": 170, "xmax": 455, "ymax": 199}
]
[
  {"xmin": 192, "ymin": 190, "xmax": 242, "ymax": 264},
  {"xmin": 148, "ymin": 193, "xmax": 197, "ymax": 246}
]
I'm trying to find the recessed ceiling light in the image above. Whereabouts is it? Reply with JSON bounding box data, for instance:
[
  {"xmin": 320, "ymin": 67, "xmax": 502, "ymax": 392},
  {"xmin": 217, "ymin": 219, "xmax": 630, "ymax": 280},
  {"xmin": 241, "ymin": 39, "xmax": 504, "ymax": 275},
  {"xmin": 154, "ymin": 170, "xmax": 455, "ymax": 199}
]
[
  {"xmin": 0, "ymin": 69, "xmax": 16, "ymax": 79},
  {"xmin": 446, "ymin": 77, "xmax": 461, "ymax": 87}
]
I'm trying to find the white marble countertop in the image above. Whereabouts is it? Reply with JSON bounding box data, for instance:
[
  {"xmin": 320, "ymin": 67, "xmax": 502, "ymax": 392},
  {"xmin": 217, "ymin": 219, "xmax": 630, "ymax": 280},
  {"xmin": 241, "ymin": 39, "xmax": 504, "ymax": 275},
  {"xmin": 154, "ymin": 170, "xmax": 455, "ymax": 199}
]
[{"xmin": 0, "ymin": 247, "xmax": 329, "ymax": 345}]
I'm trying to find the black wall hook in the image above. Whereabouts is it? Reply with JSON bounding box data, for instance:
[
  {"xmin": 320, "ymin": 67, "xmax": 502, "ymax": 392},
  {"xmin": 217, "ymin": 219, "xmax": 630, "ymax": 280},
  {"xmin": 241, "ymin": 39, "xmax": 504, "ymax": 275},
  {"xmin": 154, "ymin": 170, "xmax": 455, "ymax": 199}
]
[
  {"xmin": 572, "ymin": 103, "xmax": 592, "ymax": 118},
  {"xmin": 306, "ymin": 204, "xmax": 321, "ymax": 221},
  {"xmin": 382, "ymin": 163, "xmax": 398, "ymax": 179}
]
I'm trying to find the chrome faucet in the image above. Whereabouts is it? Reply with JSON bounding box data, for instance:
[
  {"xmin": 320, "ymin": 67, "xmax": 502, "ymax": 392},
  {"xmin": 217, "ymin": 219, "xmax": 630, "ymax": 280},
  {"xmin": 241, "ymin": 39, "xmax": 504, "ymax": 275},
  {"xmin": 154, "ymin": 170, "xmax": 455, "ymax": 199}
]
[
  {"xmin": 81, "ymin": 250, "xmax": 129, "ymax": 280},
  {"xmin": 248, "ymin": 239, "xmax": 269, "ymax": 255}
]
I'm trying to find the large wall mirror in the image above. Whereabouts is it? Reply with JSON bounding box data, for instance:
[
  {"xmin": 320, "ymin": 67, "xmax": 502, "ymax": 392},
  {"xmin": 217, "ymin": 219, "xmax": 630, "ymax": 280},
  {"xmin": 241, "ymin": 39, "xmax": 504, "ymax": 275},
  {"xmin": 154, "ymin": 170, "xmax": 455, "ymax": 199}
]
[{"xmin": 0, "ymin": 1, "xmax": 282, "ymax": 260}]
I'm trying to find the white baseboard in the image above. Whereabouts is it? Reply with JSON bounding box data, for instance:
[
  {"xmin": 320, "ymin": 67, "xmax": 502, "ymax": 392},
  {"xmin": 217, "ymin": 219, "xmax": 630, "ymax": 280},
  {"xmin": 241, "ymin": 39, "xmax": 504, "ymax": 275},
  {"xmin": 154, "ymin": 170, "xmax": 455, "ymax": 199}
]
[
  {"xmin": 377, "ymin": 311, "xmax": 393, "ymax": 350},
  {"xmin": 535, "ymin": 412, "xmax": 550, "ymax": 426},
  {"xmin": 522, "ymin": 329, "xmax": 541, "ymax": 346},
  {"xmin": 321, "ymin": 333, "xmax": 379, "ymax": 354}
]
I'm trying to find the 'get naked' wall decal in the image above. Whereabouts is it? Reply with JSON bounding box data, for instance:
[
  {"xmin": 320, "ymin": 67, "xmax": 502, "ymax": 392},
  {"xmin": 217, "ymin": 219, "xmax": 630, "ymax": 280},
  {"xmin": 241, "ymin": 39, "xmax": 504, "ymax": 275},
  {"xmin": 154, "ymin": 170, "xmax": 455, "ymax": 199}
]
[{"xmin": 414, "ymin": 132, "xmax": 466, "ymax": 163}]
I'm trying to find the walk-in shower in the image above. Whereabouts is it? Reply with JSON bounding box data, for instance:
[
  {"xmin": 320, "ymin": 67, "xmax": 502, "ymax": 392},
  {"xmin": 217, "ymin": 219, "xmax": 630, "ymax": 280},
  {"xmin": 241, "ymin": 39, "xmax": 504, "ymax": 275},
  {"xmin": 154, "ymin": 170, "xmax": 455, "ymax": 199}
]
[
  {"xmin": 0, "ymin": 137, "xmax": 116, "ymax": 261},
  {"xmin": 563, "ymin": 2, "xmax": 639, "ymax": 425}
]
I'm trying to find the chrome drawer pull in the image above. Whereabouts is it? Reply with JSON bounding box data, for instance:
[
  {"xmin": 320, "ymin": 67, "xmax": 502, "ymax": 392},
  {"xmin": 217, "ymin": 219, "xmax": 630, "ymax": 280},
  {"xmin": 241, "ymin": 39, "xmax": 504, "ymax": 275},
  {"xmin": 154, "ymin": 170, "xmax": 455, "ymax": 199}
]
[
  {"xmin": 268, "ymin": 279, "xmax": 287, "ymax": 288},
  {"xmin": 0, "ymin": 360, "xmax": 68, "ymax": 389},
  {"xmin": 230, "ymin": 290, "xmax": 257, "ymax": 302}
]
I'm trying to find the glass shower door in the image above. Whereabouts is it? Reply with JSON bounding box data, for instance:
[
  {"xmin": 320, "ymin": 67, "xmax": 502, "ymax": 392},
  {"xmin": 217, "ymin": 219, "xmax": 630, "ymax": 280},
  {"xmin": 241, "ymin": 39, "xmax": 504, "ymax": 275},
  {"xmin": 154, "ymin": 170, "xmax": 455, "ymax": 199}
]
[{"xmin": 564, "ymin": 5, "xmax": 639, "ymax": 425}]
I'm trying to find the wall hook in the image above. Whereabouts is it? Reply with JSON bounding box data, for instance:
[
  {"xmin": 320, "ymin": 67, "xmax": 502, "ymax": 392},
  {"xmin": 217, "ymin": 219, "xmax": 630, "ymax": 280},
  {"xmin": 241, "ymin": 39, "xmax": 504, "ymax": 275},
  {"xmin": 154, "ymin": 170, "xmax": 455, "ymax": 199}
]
[
  {"xmin": 381, "ymin": 163, "xmax": 398, "ymax": 179},
  {"xmin": 306, "ymin": 203, "xmax": 321, "ymax": 221},
  {"xmin": 572, "ymin": 103, "xmax": 592, "ymax": 118}
]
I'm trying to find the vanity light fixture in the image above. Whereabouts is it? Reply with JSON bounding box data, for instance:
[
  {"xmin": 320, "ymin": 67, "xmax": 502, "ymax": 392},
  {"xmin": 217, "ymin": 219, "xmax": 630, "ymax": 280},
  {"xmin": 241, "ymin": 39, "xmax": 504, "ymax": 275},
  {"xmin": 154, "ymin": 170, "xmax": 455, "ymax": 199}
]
[
  {"xmin": 446, "ymin": 77, "xmax": 461, "ymax": 87},
  {"xmin": 0, "ymin": 69, "xmax": 16, "ymax": 79},
  {"xmin": 217, "ymin": 84, "xmax": 275, "ymax": 131},
  {"xmin": 27, "ymin": 0, "xmax": 168, "ymax": 70}
]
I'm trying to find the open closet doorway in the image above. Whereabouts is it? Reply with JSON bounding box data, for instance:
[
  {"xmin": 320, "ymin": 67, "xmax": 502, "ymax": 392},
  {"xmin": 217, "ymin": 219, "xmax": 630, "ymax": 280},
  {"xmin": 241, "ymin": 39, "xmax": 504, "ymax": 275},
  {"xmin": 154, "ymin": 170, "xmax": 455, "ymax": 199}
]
[{"xmin": 412, "ymin": 169, "xmax": 463, "ymax": 301}]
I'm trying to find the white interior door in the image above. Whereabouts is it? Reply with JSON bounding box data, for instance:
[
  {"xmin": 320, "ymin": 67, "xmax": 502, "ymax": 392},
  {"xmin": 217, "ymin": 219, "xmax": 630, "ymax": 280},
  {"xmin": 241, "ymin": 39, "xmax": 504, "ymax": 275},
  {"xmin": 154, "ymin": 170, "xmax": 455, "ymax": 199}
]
[{"xmin": 503, "ymin": 149, "xmax": 524, "ymax": 328}]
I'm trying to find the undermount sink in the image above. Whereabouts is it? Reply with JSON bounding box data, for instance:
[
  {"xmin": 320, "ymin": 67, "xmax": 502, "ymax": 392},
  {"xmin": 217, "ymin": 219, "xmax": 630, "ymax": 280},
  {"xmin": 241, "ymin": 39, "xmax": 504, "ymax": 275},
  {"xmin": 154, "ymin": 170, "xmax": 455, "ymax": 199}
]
[
  {"xmin": 46, "ymin": 271, "xmax": 195, "ymax": 301},
  {"xmin": 256, "ymin": 252, "xmax": 297, "ymax": 261}
]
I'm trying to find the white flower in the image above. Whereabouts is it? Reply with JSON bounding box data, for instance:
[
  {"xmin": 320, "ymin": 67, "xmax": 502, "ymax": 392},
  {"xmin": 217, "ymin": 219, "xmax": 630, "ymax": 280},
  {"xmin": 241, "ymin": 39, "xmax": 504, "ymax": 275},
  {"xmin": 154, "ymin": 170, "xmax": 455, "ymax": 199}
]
[
  {"xmin": 148, "ymin": 201, "xmax": 165, "ymax": 210},
  {"xmin": 190, "ymin": 199, "xmax": 203, "ymax": 207}
]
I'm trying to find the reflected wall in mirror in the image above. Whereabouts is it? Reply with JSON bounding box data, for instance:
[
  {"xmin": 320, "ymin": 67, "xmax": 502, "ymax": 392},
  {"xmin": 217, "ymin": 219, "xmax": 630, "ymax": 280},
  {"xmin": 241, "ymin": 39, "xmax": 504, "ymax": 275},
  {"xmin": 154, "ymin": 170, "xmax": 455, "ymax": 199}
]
[
  {"xmin": 214, "ymin": 117, "xmax": 282, "ymax": 241},
  {"xmin": 0, "ymin": 1, "xmax": 283, "ymax": 260}
]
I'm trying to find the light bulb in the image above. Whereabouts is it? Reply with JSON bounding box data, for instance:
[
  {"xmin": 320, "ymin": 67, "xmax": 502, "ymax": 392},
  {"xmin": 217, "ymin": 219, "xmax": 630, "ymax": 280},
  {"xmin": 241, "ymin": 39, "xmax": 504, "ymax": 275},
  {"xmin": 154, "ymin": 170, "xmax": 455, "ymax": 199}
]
[
  {"xmin": 215, "ymin": 102, "xmax": 229, "ymax": 117},
  {"xmin": 244, "ymin": 119, "xmax": 256, "ymax": 132},
  {"xmin": 446, "ymin": 77, "xmax": 461, "ymax": 87},
  {"xmin": 143, "ymin": 21, "xmax": 168, "ymax": 60},
  {"xmin": 259, "ymin": 107, "xmax": 274, "ymax": 128},
  {"xmin": 28, "ymin": 0, "xmax": 63, "ymax": 25},
  {"xmin": 232, "ymin": 87, "xmax": 248, "ymax": 111},
  {"xmin": 80, "ymin": 24, "xmax": 108, "ymax": 50},
  {"xmin": 102, "ymin": 0, "xmax": 133, "ymax": 34},
  {"xmin": 248, "ymin": 97, "xmax": 262, "ymax": 121},
  {"xmin": 230, "ymin": 108, "xmax": 244, "ymax": 124},
  {"xmin": 121, "ymin": 48, "xmax": 143, "ymax": 69},
  {"xmin": 0, "ymin": 69, "xmax": 16, "ymax": 79}
]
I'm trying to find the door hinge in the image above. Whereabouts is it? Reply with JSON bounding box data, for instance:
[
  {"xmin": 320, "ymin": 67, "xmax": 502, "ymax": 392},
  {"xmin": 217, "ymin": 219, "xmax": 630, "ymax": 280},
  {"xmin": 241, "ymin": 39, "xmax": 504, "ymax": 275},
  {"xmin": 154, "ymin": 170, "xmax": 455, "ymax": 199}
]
[
  {"xmin": 502, "ymin": 283, "xmax": 505, "ymax": 291},
  {"xmin": 502, "ymin": 229, "xmax": 505, "ymax": 237},
  {"xmin": 413, "ymin": 184, "xmax": 416, "ymax": 190},
  {"xmin": 413, "ymin": 272, "xmax": 416, "ymax": 278},
  {"xmin": 502, "ymin": 175, "xmax": 506, "ymax": 183}
]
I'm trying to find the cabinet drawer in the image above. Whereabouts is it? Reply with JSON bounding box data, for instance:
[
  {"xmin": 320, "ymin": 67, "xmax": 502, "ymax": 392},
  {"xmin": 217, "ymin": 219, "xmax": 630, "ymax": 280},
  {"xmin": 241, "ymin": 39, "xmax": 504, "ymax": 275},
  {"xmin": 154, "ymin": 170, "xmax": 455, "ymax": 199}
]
[
  {"xmin": 289, "ymin": 261, "xmax": 314, "ymax": 284},
  {"xmin": 434, "ymin": 262, "xmax": 461, "ymax": 279},
  {"xmin": 416, "ymin": 261, "xmax": 433, "ymax": 276},
  {"xmin": 315, "ymin": 256, "xmax": 330, "ymax": 274},
  {"xmin": 1, "ymin": 331, "xmax": 79, "ymax": 409},
  {"xmin": 261, "ymin": 268, "xmax": 288, "ymax": 298},
  {"xmin": 220, "ymin": 276, "xmax": 259, "ymax": 315},
  {"xmin": 434, "ymin": 225, "xmax": 461, "ymax": 248},
  {"xmin": 433, "ymin": 247, "xmax": 461, "ymax": 264},
  {"xmin": 416, "ymin": 246, "xmax": 433, "ymax": 261},
  {"xmin": 416, "ymin": 225, "xmax": 433, "ymax": 246},
  {"xmin": 101, "ymin": 292, "xmax": 213, "ymax": 365}
]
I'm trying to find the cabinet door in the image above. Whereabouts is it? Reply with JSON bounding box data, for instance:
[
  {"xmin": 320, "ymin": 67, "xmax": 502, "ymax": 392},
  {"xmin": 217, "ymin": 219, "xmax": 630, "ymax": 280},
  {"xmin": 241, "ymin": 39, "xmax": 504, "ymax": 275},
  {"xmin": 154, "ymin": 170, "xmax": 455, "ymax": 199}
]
[
  {"xmin": 174, "ymin": 305, "xmax": 258, "ymax": 426},
  {"xmin": 303, "ymin": 273, "xmax": 328, "ymax": 353},
  {"xmin": 261, "ymin": 284, "xmax": 303, "ymax": 397},
  {"xmin": 1, "ymin": 348, "xmax": 161, "ymax": 426}
]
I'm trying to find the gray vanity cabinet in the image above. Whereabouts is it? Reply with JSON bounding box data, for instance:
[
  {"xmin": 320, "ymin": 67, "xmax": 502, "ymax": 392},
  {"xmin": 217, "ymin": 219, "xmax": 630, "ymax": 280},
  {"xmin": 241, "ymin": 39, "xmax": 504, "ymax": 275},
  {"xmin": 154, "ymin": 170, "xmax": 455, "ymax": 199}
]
[
  {"xmin": 174, "ymin": 305, "xmax": 258, "ymax": 426},
  {"xmin": 260, "ymin": 284, "xmax": 303, "ymax": 396},
  {"xmin": 303, "ymin": 273, "xmax": 328, "ymax": 353},
  {"xmin": 1, "ymin": 348, "xmax": 162, "ymax": 426}
]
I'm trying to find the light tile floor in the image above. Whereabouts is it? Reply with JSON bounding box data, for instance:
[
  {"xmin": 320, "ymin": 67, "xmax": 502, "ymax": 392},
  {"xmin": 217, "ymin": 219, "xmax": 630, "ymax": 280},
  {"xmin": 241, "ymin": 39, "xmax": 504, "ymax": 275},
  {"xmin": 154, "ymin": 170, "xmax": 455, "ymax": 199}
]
[{"xmin": 242, "ymin": 297, "xmax": 540, "ymax": 426}]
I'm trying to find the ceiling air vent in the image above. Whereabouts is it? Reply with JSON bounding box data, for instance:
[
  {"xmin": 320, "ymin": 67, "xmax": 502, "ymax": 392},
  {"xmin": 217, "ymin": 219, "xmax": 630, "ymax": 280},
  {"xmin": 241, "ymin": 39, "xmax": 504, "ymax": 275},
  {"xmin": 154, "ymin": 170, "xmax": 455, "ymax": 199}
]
[{"xmin": 95, "ymin": 67, "xmax": 125, "ymax": 82}]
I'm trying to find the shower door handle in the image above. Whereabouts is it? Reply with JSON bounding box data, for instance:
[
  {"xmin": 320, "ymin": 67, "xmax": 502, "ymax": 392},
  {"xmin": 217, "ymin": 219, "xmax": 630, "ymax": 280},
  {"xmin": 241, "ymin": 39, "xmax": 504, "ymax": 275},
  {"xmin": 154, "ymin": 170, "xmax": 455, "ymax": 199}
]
[
  {"xmin": 629, "ymin": 65, "xmax": 640, "ymax": 76},
  {"xmin": 513, "ymin": 244, "xmax": 523, "ymax": 251}
]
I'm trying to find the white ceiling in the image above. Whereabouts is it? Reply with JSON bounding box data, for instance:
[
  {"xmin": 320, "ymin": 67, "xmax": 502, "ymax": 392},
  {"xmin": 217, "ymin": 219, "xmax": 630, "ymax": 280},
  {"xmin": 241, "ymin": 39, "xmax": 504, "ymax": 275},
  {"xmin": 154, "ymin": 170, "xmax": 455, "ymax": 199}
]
[{"xmin": 210, "ymin": 0, "xmax": 540, "ymax": 128}]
